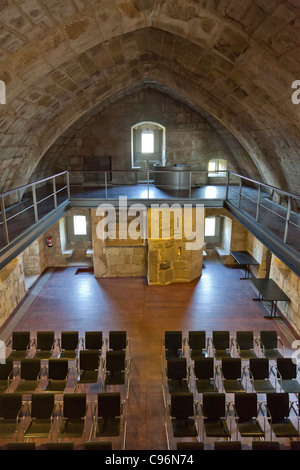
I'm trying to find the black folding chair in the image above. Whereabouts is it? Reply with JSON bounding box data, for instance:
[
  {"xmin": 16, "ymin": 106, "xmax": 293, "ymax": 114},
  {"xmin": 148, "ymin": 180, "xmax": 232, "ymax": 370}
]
[
  {"xmin": 0, "ymin": 360, "xmax": 15, "ymax": 392},
  {"xmin": 13, "ymin": 359, "xmax": 42, "ymax": 394},
  {"xmin": 275, "ymin": 358, "xmax": 300, "ymax": 394},
  {"xmin": 33, "ymin": 331, "xmax": 56, "ymax": 360},
  {"xmin": 200, "ymin": 393, "xmax": 231, "ymax": 441},
  {"xmin": 258, "ymin": 331, "xmax": 284, "ymax": 359},
  {"xmin": 0, "ymin": 393, "xmax": 24, "ymax": 440},
  {"xmin": 6, "ymin": 332, "xmax": 31, "ymax": 361},
  {"xmin": 193, "ymin": 358, "xmax": 219, "ymax": 394},
  {"xmin": 220, "ymin": 357, "xmax": 247, "ymax": 393},
  {"xmin": 58, "ymin": 331, "xmax": 79, "ymax": 361},
  {"xmin": 235, "ymin": 331, "xmax": 257, "ymax": 360},
  {"xmin": 92, "ymin": 392, "xmax": 126, "ymax": 449},
  {"xmin": 57, "ymin": 393, "xmax": 88, "ymax": 441},
  {"xmin": 186, "ymin": 331, "xmax": 208, "ymax": 361},
  {"xmin": 76, "ymin": 350, "xmax": 101, "ymax": 391},
  {"xmin": 248, "ymin": 357, "xmax": 277, "ymax": 393},
  {"xmin": 24, "ymin": 393, "xmax": 56, "ymax": 441},
  {"xmin": 265, "ymin": 393, "xmax": 299, "ymax": 440},
  {"xmin": 233, "ymin": 392, "xmax": 265, "ymax": 439},
  {"xmin": 211, "ymin": 331, "xmax": 233, "ymax": 359},
  {"xmin": 43, "ymin": 358, "xmax": 72, "ymax": 394},
  {"xmin": 165, "ymin": 392, "xmax": 199, "ymax": 450}
]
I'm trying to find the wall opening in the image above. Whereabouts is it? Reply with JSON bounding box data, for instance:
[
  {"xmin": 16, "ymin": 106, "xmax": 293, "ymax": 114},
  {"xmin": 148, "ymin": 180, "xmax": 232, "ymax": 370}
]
[{"xmin": 131, "ymin": 122, "xmax": 166, "ymax": 179}]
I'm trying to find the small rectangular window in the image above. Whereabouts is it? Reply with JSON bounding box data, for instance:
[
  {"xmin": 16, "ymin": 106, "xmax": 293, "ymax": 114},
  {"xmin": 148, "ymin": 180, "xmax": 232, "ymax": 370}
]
[
  {"xmin": 73, "ymin": 215, "xmax": 87, "ymax": 235},
  {"xmin": 205, "ymin": 217, "xmax": 216, "ymax": 237},
  {"xmin": 142, "ymin": 131, "xmax": 154, "ymax": 154}
]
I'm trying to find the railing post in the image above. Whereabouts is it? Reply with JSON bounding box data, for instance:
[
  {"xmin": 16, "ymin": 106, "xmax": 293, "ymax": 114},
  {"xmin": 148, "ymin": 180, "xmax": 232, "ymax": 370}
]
[
  {"xmin": 66, "ymin": 171, "xmax": 71, "ymax": 199},
  {"xmin": 147, "ymin": 172, "xmax": 150, "ymax": 199},
  {"xmin": 284, "ymin": 196, "xmax": 291, "ymax": 244},
  {"xmin": 0, "ymin": 196, "xmax": 9, "ymax": 245},
  {"xmin": 52, "ymin": 177, "xmax": 57, "ymax": 209},
  {"xmin": 104, "ymin": 172, "xmax": 108, "ymax": 199},
  {"xmin": 189, "ymin": 171, "xmax": 192, "ymax": 198},
  {"xmin": 256, "ymin": 184, "xmax": 261, "ymax": 221},
  {"xmin": 238, "ymin": 178, "xmax": 243, "ymax": 208},
  {"xmin": 225, "ymin": 171, "xmax": 230, "ymax": 200},
  {"xmin": 32, "ymin": 184, "xmax": 39, "ymax": 223}
]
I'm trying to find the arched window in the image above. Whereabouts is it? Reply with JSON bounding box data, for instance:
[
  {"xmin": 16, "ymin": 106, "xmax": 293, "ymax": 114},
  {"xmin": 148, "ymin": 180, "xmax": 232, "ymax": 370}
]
[{"xmin": 131, "ymin": 122, "xmax": 166, "ymax": 170}]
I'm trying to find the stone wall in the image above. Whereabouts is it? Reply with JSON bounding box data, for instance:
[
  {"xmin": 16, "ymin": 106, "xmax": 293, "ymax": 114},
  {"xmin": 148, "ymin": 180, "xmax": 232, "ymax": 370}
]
[
  {"xmin": 40, "ymin": 88, "xmax": 245, "ymax": 187},
  {"xmin": 270, "ymin": 255, "xmax": 300, "ymax": 336},
  {"xmin": 91, "ymin": 208, "xmax": 147, "ymax": 278},
  {"xmin": 147, "ymin": 207, "xmax": 203, "ymax": 286},
  {"xmin": 0, "ymin": 256, "xmax": 26, "ymax": 326}
]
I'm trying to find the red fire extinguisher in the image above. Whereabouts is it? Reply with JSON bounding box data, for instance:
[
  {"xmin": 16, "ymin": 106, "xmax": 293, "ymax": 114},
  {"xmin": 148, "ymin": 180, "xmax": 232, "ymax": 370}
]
[{"xmin": 46, "ymin": 236, "xmax": 53, "ymax": 248}]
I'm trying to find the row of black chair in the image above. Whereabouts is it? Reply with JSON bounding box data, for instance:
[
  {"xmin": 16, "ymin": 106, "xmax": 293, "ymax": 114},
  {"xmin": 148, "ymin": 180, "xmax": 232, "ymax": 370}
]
[
  {"xmin": 176, "ymin": 441, "xmax": 300, "ymax": 450},
  {"xmin": 2, "ymin": 441, "xmax": 113, "ymax": 450},
  {"xmin": 162, "ymin": 356, "xmax": 300, "ymax": 403},
  {"xmin": 5, "ymin": 330, "xmax": 130, "ymax": 362},
  {"xmin": 0, "ymin": 391, "xmax": 126, "ymax": 449},
  {"xmin": 165, "ymin": 391, "xmax": 300, "ymax": 449},
  {"xmin": 162, "ymin": 330, "xmax": 286, "ymax": 365}
]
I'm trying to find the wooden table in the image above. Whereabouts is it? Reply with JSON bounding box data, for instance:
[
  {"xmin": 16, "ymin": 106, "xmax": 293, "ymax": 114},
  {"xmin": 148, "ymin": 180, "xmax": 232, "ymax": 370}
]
[
  {"xmin": 230, "ymin": 251, "xmax": 259, "ymax": 279},
  {"xmin": 251, "ymin": 278, "xmax": 290, "ymax": 319}
]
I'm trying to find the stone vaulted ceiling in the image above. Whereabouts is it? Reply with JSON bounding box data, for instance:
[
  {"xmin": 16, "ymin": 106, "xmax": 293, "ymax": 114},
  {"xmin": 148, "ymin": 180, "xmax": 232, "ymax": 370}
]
[{"xmin": 0, "ymin": 0, "xmax": 300, "ymax": 196}]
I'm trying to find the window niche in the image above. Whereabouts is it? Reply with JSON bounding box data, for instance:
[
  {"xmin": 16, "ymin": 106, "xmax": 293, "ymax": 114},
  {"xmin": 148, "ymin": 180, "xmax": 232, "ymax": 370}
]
[{"xmin": 131, "ymin": 122, "xmax": 166, "ymax": 175}]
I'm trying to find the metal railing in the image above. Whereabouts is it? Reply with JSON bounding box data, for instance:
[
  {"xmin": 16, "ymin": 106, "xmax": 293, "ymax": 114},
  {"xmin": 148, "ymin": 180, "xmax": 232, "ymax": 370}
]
[
  {"xmin": 226, "ymin": 172, "xmax": 300, "ymax": 246},
  {"xmin": 0, "ymin": 168, "xmax": 299, "ymax": 253},
  {"xmin": 0, "ymin": 171, "xmax": 69, "ymax": 247}
]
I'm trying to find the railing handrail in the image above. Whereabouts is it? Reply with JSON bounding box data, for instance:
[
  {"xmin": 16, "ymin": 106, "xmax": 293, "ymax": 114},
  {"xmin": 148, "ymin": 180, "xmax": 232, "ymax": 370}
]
[
  {"xmin": 0, "ymin": 171, "xmax": 68, "ymax": 198},
  {"xmin": 228, "ymin": 171, "xmax": 300, "ymax": 201},
  {"xmin": 1, "ymin": 169, "xmax": 299, "ymax": 202}
]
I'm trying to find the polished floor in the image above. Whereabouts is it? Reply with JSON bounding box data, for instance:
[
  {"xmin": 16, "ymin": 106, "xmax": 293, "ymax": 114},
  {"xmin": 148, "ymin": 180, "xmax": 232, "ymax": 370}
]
[{"xmin": 0, "ymin": 252, "xmax": 299, "ymax": 451}]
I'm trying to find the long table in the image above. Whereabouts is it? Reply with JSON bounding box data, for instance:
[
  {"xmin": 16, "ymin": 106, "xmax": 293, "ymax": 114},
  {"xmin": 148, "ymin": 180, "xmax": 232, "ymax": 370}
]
[
  {"xmin": 251, "ymin": 278, "xmax": 290, "ymax": 319},
  {"xmin": 230, "ymin": 250, "xmax": 259, "ymax": 279}
]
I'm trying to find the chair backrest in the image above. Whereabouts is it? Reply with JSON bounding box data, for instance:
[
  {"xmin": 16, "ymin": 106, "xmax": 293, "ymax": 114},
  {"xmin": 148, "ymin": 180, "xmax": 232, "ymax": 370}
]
[
  {"xmin": 12, "ymin": 331, "xmax": 30, "ymax": 350},
  {"xmin": 212, "ymin": 331, "xmax": 230, "ymax": 350},
  {"xmin": 202, "ymin": 393, "xmax": 226, "ymax": 420},
  {"xmin": 106, "ymin": 350, "xmax": 126, "ymax": 372},
  {"xmin": 61, "ymin": 331, "xmax": 79, "ymax": 350},
  {"xmin": 249, "ymin": 358, "xmax": 269, "ymax": 379},
  {"xmin": 0, "ymin": 393, "xmax": 22, "ymax": 419},
  {"xmin": 0, "ymin": 360, "xmax": 13, "ymax": 380},
  {"xmin": 234, "ymin": 393, "xmax": 258, "ymax": 421},
  {"xmin": 85, "ymin": 331, "xmax": 103, "ymax": 350},
  {"xmin": 31, "ymin": 393, "xmax": 55, "ymax": 419},
  {"xmin": 170, "ymin": 392, "xmax": 194, "ymax": 418},
  {"xmin": 48, "ymin": 358, "xmax": 68, "ymax": 380},
  {"xmin": 79, "ymin": 350, "xmax": 99, "ymax": 371},
  {"xmin": 46, "ymin": 442, "xmax": 74, "ymax": 450},
  {"xmin": 194, "ymin": 357, "xmax": 214, "ymax": 379},
  {"xmin": 97, "ymin": 392, "xmax": 121, "ymax": 418},
  {"xmin": 276, "ymin": 358, "xmax": 297, "ymax": 380},
  {"xmin": 84, "ymin": 442, "xmax": 113, "ymax": 450},
  {"xmin": 236, "ymin": 331, "xmax": 254, "ymax": 350},
  {"xmin": 63, "ymin": 393, "xmax": 86, "ymax": 419},
  {"xmin": 214, "ymin": 441, "xmax": 242, "ymax": 450},
  {"xmin": 188, "ymin": 331, "xmax": 206, "ymax": 350},
  {"xmin": 36, "ymin": 331, "xmax": 55, "ymax": 350},
  {"xmin": 20, "ymin": 359, "xmax": 41, "ymax": 380},
  {"xmin": 252, "ymin": 441, "xmax": 280, "ymax": 450},
  {"xmin": 167, "ymin": 358, "xmax": 187, "ymax": 380},
  {"xmin": 221, "ymin": 358, "xmax": 242, "ymax": 380},
  {"xmin": 177, "ymin": 442, "xmax": 204, "ymax": 450},
  {"xmin": 7, "ymin": 443, "xmax": 36, "ymax": 450},
  {"xmin": 260, "ymin": 330, "xmax": 278, "ymax": 349},
  {"xmin": 109, "ymin": 331, "xmax": 127, "ymax": 351},
  {"xmin": 164, "ymin": 331, "xmax": 182, "ymax": 352},
  {"xmin": 266, "ymin": 393, "xmax": 290, "ymax": 422}
]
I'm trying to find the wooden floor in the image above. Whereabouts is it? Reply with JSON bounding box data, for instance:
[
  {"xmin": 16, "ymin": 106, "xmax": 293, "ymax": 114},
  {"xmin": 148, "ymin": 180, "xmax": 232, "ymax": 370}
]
[{"xmin": 0, "ymin": 252, "xmax": 299, "ymax": 451}]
